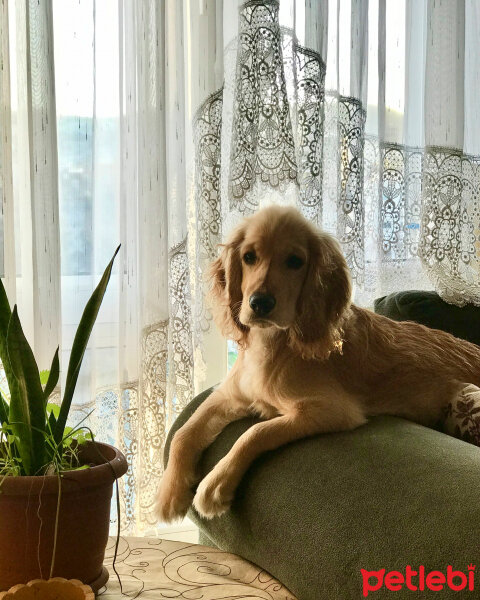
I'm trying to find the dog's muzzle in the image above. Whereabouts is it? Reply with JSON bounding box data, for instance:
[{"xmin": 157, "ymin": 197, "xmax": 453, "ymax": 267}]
[{"xmin": 249, "ymin": 292, "xmax": 276, "ymax": 317}]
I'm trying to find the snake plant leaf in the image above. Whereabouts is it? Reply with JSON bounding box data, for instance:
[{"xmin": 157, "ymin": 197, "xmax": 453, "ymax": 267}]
[
  {"xmin": 44, "ymin": 408, "xmax": 58, "ymax": 464},
  {"xmin": 0, "ymin": 279, "xmax": 28, "ymax": 472},
  {"xmin": 0, "ymin": 392, "xmax": 9, "ymax": 426},
  {"xmin": 7, "ymin": 306, "xmax": 47, "ymax": 474},
  {"xmin": 46, "ymin": 403, "xmax": 58, "ymax": 439},
  {"xmin": 42, "ymin": 347, "xmax": 60, "ymax": 402},
  {"xmin": 48, "ymin": 410, "xmax": 57, "ymax": 433},
  {"xmin": 0, "ymin": 279, "xmax": 21, "ymax": 409},
  {"xmin": 0, "ymin": 277, "xmax": 11, "ymax": 341},
  {"xmin": 54, "ymin": 245, "xmax": 120, "ymax": 447}
]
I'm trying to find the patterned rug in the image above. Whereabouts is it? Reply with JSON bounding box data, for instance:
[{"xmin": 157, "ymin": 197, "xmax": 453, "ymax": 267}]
[{"xmin": 100, "ymin": 537, "xmax": 297, "ymax": 600}]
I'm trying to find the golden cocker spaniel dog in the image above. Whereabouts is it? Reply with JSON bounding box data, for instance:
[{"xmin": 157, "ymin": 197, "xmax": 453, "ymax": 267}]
[{"xmin": 155, "ymin": 205, "xmax": 480, "ymax": 522}]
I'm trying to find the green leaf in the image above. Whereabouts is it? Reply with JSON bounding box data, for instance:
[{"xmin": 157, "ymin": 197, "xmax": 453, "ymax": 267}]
[
  {"xmin": 54, "ymin": 246, "xmax": 120, "ymax": 447},
  {"xmin": 47, "ymin": 403, "xmax": 60, "ymax": 419},
  {"xmin": 39, "ymin": 370, "xmax": 50, "ymax": 385},
  {"xmin": 0, "ymin": 280, "xmax": 17, "ymax": 394},
  {"xmin": 0, "ymin": 278, "xmax": 12, "ymax": 343},
  {"xmin": 0, "ymin": 392, "xmax": 9, "ymax": 426},
  {"xmin": 42, "ymin": 348, "xmax": 60, "ymax": 401},
  {"xmin": 0, "ymin": 279, "xmax": 25, "ymax": 472},
  {"xmin": 7, "ymin": 306, "xmax": 47, "ymax": 474},
  {"xmin": 44, "ymin": 404, "xmax": 59, "ymax": 464}
]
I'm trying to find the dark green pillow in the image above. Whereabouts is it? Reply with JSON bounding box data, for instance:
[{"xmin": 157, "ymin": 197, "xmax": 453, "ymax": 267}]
[{"xmin": 374, "ymin": 291, "xmax": 480, "ymax": 346}]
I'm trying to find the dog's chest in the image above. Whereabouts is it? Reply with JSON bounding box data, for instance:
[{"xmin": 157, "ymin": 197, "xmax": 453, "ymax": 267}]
[{"xmin": 236, "ymin": 346, "xmax": 291, "ymax": 417}]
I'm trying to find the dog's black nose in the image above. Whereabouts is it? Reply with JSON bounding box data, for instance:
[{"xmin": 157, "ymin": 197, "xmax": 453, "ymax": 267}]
[{"xmin": 249, "ymin": 293, "xmax": 276, "ymax": 316}]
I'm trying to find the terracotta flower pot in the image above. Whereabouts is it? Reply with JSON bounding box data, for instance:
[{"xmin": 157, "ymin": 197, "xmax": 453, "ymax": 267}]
[
  {"xmin": 0, "ymin": 578, "xmax": 94, "ymax": 600},
  {"xmin": 0, "ymin": 441, "xmax": 127, "ymax": 593}
]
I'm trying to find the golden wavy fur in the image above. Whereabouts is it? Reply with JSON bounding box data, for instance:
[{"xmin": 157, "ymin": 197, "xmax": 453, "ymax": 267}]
[{"xmin": 155, "ymin": 205, "xmax": 480, "ymax": 522}]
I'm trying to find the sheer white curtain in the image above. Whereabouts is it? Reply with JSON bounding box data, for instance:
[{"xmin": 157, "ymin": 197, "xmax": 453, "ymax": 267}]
[
  {"xmin": 216, "ymin": 0, "xmax": 480, "ymax": 307},
  {"xmin": 2, "ymin": 0, "xmax": 227, "ymax": 534},
  {"xmin": 0, "ymin": 0, "xmax": 479, "ymax": 535}
]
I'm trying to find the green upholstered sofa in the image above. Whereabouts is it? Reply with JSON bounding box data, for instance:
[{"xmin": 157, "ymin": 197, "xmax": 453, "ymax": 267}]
[
  {"xmin": 165, "ymin": 391, "xmax": 480, "ymax": 599},
  {"xmin": 164, "ymin": 292, "xmax": 480, "ymax": 599}
]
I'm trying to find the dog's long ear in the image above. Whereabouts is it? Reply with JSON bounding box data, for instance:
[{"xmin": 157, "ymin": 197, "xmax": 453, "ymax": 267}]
[
  {"xmin": 208, "ymin": 224, "xmax": 249, "ymax": 346},
  {"xmin": 289, "ymin": 230, "xmax": 352, "ymax": 360}
]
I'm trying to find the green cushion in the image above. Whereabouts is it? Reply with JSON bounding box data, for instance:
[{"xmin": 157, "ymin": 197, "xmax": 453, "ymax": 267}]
[
  {"xmin": 165, "ymin": 388, "xmax": 480, "ymax": 599},
  {"xmin": 374, "ymin": 291, "xmax": 480, "ymax": 345}
]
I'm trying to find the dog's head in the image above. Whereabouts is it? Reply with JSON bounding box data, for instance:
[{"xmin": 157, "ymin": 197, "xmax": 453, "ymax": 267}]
[{"xmin": 209, "ymin": 206, "xmax": 352, "ymax": 359}]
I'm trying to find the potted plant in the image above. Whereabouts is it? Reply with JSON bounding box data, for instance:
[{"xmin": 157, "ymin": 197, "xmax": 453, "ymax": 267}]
[{"xmin": 0, "ymin": 247, "xmax": 127, "ymax": 593}]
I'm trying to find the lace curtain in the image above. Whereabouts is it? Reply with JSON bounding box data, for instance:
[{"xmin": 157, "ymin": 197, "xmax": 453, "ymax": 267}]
[{"xmin": 0, "ymin": 0, "xmax": 479, "ymax": 535}]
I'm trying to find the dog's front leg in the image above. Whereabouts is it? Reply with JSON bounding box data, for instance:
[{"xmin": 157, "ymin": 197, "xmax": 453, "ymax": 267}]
[
  {"xmin": 155, "ymin": 387, "xmax": 250, "ymax": 523},
  {"xmin": 193, "ymin": 402, "xmax": 366, "ymax": 519}
]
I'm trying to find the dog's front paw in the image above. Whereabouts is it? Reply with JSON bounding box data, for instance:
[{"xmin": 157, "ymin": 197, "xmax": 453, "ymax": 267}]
[
  {"xmin": 154, "ymin": 469, "xmax": 194, "ymax": 524},
  {"xmin": 193, "ymin": 465, "xmax": 236, "ymax": 519}
]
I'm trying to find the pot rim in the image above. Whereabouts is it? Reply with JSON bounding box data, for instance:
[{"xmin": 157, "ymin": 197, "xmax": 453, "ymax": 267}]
[{"xmin": 0, "ymin": 440, "xmax": 128, "ymax": 495}]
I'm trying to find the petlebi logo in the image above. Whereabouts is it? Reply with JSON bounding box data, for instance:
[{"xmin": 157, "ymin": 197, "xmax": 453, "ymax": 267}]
[{"xmin": 361, "ymin": 565, "xmax": 475, "ymax": 596}]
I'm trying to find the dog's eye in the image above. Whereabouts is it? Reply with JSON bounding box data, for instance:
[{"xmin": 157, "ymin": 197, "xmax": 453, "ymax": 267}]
[
  {"xmin": 286, "ymin": 254, "xmax": 304, "ymax": 270},
  {"xmin": 243, "ymin": 251, "xmax": 257, "ymax": 265}
]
